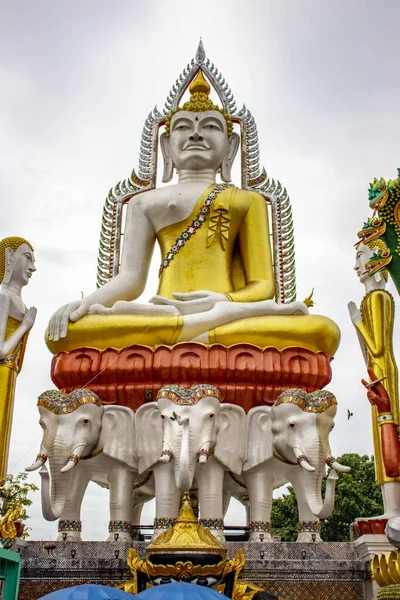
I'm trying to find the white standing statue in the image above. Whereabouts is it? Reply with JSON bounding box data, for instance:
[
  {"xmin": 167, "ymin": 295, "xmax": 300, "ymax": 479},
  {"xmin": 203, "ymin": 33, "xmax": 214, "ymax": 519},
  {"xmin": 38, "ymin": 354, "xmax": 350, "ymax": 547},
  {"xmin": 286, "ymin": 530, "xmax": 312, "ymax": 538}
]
[
  {"xmin": 0, "ymin": 236, "xmax": 36, "ymax": 479},
  {"xmin": 243, "ymin": 388, "xmax": 349, "ymax": 542},
  {"xmin": 46, "ymin": 68, "xmax": 339, "ymax": 358},
  {"xmin": 135, "ymin": 384, "xmax": 245, "ymax": 542},
  {"xmin": 348, "ymin": 241, "xmax": 400, "ymax": 518},
  {"xmin": 26, "ymin": 388, "xmax": 143, "ymax": 541}
]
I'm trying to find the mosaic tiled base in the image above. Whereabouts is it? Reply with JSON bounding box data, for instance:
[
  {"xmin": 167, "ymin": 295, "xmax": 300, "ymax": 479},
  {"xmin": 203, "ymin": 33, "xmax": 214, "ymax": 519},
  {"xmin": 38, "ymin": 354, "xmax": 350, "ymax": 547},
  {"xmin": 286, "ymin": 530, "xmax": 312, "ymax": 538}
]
[
  {"xmin": 254, "ymin": 580, "xmax": 365, "ymax": 600},
  {"xmin": 298, "ymin": 520, "xmax": 321, "ymax": 533},
  {"xmin": 58, "ymin": 519, "xmax": 82, "ymax": 532},
  {"xmin": 20, "ymin": 541, "xmax": 368, "ymax": 600},
  {"xmin": 249, "ymin": 520, "xmax": 271, "ymax": 533}
]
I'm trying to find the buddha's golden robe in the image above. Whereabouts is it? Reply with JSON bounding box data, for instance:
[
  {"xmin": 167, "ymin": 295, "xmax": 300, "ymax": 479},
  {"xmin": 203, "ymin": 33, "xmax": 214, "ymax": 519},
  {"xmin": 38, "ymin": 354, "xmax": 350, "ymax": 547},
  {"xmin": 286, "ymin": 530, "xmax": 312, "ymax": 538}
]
[
  {"xmin": 0, "ymin": 316, "xmax": 28, "ymax": 479},
  {"xmin": 157, "ymin": 186, "xmax": 274, "ymax": 301},
  {"xmin": 46, "ymin": 186, "xmax": 340, "ymax": 355},
  {"xmin": 357, "ymin": 290, "xmax": 400, "ymax": 484}
]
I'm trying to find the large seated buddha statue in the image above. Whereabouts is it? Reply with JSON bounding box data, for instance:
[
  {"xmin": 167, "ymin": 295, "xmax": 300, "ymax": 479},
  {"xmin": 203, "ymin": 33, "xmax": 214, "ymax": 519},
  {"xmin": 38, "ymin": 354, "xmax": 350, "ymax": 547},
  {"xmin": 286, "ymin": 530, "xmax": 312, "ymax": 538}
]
[{"xmin": 46, "ymin": 44, "xmax": 340, "ymax": 410}]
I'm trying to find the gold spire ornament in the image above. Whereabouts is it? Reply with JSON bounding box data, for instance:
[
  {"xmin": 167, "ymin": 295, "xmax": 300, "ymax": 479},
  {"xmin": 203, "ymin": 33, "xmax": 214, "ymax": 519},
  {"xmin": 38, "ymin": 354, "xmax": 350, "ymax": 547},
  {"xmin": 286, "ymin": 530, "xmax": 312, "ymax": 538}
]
[
  {"xmin": 146, "ymin": 491, "xmax": 226, "ymax": 556},
  {"xmin": 164, "ymin": 69, "xmax": 233, "ymax": 137},
  {"xmin": 119, "ymin": 492, "xmax": 287, "ymax": 599}
]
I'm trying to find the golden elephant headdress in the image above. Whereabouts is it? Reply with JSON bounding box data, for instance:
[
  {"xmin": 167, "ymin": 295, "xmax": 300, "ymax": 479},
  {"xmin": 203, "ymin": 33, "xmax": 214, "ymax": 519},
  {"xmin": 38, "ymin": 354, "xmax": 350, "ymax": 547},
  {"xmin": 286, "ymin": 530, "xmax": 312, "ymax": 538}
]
[
  {"xmin": 275, "ymin": 388, "xmax": 337, "ymax": 413},
  {"xmin": 156, "ymin": 384, "xmax": 221, "ymax": 406},
  {"xmin": 38, "ymin": 388, "xmax": 102, "ymax": 415}
]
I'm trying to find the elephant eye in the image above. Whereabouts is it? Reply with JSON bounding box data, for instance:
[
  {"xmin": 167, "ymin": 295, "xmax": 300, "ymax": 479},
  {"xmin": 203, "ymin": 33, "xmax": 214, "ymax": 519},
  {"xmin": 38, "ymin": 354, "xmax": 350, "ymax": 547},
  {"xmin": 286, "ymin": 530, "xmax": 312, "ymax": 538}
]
[
  {"xmin": 289, "ymin": 423, "xmax": 296, "ymax": 428},
  {"xmin": 209, "ymin": 413, "xmax": 214, "ymax": 418},
  {"xmin": 161, "ymin": 415, "xmax": 166, "ymax": 420},
  {"xmin": 83, "ymin": 419, "xmax": 89, "ymax": 424}
]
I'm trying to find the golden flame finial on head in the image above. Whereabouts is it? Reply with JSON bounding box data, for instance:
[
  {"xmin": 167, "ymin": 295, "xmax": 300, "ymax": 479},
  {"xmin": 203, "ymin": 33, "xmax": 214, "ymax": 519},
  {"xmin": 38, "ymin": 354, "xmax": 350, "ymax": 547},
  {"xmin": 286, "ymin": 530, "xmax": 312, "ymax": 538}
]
[
  {"xmin": 0, "ymin": 236, "xmax": 34, "ymax": 282},
  {"xmin": 164, "ymin": 69, "xmax": 233, "ymax": 137},
  {"xmin": 189, "ymin": 69, "xmax": 211, "ymax": 96}
]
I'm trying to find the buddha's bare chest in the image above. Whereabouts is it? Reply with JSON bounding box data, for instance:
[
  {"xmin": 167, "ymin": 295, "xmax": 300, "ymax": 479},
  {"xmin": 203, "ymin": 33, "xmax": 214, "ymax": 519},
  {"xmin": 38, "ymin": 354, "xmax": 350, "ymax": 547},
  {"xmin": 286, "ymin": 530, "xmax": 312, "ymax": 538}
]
[{"xmin": 141, "ymin": 184, "xmax": 209, "ymax": 233}]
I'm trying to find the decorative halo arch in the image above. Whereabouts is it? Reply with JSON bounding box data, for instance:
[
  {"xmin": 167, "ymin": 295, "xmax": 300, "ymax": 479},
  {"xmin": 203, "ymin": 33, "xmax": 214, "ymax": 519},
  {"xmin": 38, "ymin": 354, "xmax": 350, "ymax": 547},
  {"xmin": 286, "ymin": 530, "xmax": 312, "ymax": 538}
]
[{"xmin": 96, "ymin": 40, "xmax": 296, "ymax": 303}]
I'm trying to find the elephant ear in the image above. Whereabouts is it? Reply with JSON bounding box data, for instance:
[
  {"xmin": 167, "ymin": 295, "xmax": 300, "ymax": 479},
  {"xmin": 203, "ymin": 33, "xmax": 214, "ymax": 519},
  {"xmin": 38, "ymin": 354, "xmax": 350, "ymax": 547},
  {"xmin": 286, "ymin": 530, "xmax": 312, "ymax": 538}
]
[
  {"xmin": 214, "ymin": 404, "xmax": 246, "ymax": 475},
  {"xmin": 99, "ymin": 405, "xmax": 136, "ymax": 470},
  {"xmin": 135, "ymin": 402, "xmax": 163, "ymax": 474},
  {"xmin": 243, "ymin": 406, "xmax": 273, "ymax": 472}
]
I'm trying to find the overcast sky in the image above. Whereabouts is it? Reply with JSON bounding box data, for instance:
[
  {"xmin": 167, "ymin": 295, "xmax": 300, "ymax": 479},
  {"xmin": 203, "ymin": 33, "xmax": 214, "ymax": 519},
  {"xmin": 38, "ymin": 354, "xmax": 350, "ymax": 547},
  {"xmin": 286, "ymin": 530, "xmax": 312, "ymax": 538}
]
[{"xmin": 1, "ymin": 0, "xmax": 400, "ymax": 540}]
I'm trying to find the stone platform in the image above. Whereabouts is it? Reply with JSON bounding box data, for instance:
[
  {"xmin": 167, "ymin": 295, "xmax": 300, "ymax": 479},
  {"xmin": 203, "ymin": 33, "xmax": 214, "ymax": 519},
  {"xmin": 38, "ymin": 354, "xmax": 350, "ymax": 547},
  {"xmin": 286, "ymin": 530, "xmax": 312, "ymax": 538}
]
[{"xmin": 20, "ymin": 541, "xmax": 369, "ymax": 600}]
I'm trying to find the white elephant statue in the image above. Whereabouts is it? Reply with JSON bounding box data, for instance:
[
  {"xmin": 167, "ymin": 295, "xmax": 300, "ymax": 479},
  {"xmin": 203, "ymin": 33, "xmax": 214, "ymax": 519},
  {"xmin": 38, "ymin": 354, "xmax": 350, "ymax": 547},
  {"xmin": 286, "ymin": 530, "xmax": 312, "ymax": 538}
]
[
  {"xmin": 136, "ymin": 384, "xmax": 246, "ymax": 542},
  {"xmin": 243, "ymin": 388, "xmax": 350, "ymax": 542},
  {"xmin": 26, "ymin": 388, "xmax": 141, "ymax": 541}
]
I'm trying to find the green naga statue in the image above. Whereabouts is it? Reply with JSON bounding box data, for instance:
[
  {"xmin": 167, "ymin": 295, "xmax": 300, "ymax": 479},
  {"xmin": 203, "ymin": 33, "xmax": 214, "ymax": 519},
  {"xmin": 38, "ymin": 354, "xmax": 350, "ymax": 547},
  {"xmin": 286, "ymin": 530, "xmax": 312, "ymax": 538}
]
[{"xmin": 357, "ymin": 168, "xmax": 400, "ymax": 290}]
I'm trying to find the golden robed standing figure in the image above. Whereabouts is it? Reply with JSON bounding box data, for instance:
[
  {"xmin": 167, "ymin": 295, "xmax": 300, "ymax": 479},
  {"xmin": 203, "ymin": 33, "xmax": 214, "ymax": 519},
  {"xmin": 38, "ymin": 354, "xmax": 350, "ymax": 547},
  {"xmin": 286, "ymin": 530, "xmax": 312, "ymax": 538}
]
[
  {"xmin": 0, "ymin": 237, "xmax": 36, "ymax": 480},
  {"xmin": 349, "ymin": 239, "xmax": 400, "ymax": 517},
  {"xmin": 47, "ymin": 69, "xmax": 339, "ymax": 355}
]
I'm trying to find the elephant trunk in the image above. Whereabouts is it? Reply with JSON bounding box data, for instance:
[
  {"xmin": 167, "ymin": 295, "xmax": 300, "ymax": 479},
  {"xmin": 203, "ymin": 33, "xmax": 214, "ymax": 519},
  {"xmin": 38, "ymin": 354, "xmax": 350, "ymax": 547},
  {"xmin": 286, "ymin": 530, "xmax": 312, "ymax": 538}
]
[
  {"xmin": 301, "ymin": 441, "xmax": 338, "ymax": 519},
  {"xmin": 39, "ymin": 437, "xmax": 73, "ymax": 521},
  {"xmin": 175, "ymin": 417, "xmax": 194, "ymax": 491}
]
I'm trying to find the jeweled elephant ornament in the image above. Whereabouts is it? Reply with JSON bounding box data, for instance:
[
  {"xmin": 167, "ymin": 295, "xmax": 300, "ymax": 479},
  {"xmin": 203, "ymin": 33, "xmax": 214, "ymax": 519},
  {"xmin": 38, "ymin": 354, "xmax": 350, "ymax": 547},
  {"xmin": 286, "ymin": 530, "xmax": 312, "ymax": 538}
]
[
  {"xmin": 136, "ymin": 384, "xmax": 246, "ymax": 541},
  {"xmin": 26, "ymin": 389, "xmax": 137, "ymax": 541},
  {"xmin": 243, "ymin": 388, "xmax": 350, "ymax": 542}
]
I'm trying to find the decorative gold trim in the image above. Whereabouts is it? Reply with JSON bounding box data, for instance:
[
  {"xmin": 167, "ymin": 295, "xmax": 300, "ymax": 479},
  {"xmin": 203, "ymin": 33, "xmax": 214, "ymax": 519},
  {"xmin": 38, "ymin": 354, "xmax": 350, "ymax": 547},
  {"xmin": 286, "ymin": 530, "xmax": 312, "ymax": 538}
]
[
  {"xmin": 275, "ymin": 388, "xmax": 337, "ymax": 413},
  {"xmin": 146, "ymin": 491, "xmax": 226, "ymax": 555},
  {"xmin": 227, "ymin": 471, "xmax": 247, "ymax": 489},
  {"xmin": 372, "ymin": 550, "xmax": 400, "ymax": 587},
  {"xmin": 164, "ymin": 69, "xmax": 233, "ymax": 138},
  {"xmin": 273, "ymin": 451, "xmax": 297, "ymax": 466},
  {"xmin": 133, "ymin": 471, "xmax": 152, "ymax": 490},
  {"xmin": 81, "ymin": 447, "xmax": 103, "ymax": 460},
  {"xmin": 157, "ymin": 384, "xmax": 221, "ymax": 406},
  {"xmin": 38, "ymin": 388, "xmax": 102, "ymax": 415}
]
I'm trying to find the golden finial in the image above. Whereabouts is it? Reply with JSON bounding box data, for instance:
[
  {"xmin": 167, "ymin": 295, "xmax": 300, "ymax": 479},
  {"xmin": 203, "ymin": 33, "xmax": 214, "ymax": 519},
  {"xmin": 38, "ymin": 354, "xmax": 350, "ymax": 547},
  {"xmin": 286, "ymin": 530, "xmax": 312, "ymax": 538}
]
[
  {"xmin": 164, "ymin": 69, "xmax": 232, "ymax": 137},
  {"xmin": 303, "ymin": 288, "xmax": 315, "ymax": 308},
  {"xmin": 189, "ymin": 70, "xmax": 210, "ymax": 97},
  {"xmin": 146, "ymin": 491, "xmax": 226, "ymax": 555}
]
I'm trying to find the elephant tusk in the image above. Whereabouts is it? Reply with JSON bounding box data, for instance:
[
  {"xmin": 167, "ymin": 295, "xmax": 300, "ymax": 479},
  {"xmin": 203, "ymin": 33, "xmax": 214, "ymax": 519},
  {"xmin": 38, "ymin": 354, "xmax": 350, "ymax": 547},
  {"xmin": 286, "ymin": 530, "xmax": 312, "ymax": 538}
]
[
  {"xmin": 197, "ymin": 448, "xmax": 213, "ymax": 464},
  {"xmin": 292, "ymin": 446, "xmax": 315, "ymax": 472},
  {"xmin": 60, "ymin": 441, "xmax": 87, "ymax": 473},
  {"xmin": 25, "ymin": 452, "xmax": 48, "ymax": 472},
  {"xmin": 298, "ymin": 459, "xmax": 316, "ymax": 473},
  {"xmin": 326, "ymin": 456, "xmax": 351, "ymax": 473},
  {"xmin": 60, "ymin": 454, "xmax": 80, "ymax": 473},
  {"xmin": 159, "ymin": 449, "xmax": 173, "ymax": 463}
]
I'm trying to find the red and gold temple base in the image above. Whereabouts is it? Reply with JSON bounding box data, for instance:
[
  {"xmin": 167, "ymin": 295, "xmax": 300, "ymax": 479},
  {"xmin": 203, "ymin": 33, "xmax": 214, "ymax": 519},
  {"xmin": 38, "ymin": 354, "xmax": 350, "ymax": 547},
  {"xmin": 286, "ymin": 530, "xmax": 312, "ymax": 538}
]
[
  {"xmin": 51, "ymin": 343, "xmax": 333, "ymax": 412},
  {"xmin": 353, "ymin": 518, "xmax": 388, "ymax": 537}
]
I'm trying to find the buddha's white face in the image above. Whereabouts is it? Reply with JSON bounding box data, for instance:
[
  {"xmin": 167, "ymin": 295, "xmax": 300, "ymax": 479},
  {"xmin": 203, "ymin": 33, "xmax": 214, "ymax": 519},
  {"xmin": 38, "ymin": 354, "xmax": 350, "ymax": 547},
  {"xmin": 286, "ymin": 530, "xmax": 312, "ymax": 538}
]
[
  {"xmin": 354, "ymin": 244, "xmax": 374, "ymax": 284},
  {"xmin": 7, "ymin": 243, "xmax": 36, "ymax": 286},
  {"xmin": 169, "ymin": 110, "xmax": 231, "ymax": 172}
]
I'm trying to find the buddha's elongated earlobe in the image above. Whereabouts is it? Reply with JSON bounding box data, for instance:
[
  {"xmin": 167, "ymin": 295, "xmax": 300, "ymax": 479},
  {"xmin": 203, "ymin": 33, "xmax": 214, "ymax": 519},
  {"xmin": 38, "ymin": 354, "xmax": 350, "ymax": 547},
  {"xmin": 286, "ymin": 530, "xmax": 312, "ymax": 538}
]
[
  {"xmin": 160, "ymin": 133, "xmax": 174, "ymax": 183},
  {"xmin": 220, "ymin": 133, "xmax": 240, "ymax": 182},
  {"xmin": 374, "ymin": 270, "xmax": 382, "ymax": 283},
  {"xmin": 2, "ymin": 248, "xmax": 14, "ymax": 285}
]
